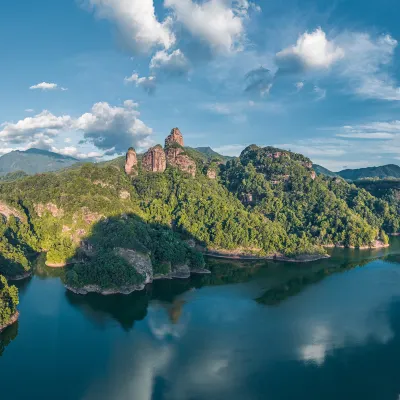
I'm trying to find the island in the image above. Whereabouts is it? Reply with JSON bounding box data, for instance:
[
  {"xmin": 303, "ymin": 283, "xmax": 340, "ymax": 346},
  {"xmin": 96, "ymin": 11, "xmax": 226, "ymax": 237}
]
[{"xmin": 0, "ymin": 127, "xmax": 397, "ymax": 295}]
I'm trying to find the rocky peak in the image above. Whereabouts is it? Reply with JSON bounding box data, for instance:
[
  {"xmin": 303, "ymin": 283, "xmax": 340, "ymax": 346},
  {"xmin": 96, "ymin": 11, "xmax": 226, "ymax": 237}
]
[
  {"xmin": 165, "ymin": 146, "xmax": 196, "ymax": 177},
  {"xmin": 142, "ymin": 145, "xmax": 167, "ymax": 173},
  {"xmin": 125, "ymin": 147, "xmax": 138, "ymax": 175},
  {"xmin": 165, "ymin": 127, "xmax": 184, "ymax": 147}
]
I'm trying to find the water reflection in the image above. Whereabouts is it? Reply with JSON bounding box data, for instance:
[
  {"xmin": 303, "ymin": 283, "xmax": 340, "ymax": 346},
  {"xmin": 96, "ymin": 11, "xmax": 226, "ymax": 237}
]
[{"xmin": 0, "ymin": 322, "xmax": 18, "ymax": 357}]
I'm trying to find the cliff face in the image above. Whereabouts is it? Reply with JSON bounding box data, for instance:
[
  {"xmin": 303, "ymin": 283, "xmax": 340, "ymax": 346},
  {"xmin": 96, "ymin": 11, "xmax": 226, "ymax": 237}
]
[
  {"xmin": 165, "ymin": 146, "xmax": 196, "ymax": 177},
  {"xmin": 125, "ymin": 147, "xmax": 138, "ymax": 175},
  {"xmin": 142, "ymin": 145, "xmax": 167, "ymax": 172},
  {"xmin": 165, "ymin": 127, "xmax": 184, "ymax": 147}
]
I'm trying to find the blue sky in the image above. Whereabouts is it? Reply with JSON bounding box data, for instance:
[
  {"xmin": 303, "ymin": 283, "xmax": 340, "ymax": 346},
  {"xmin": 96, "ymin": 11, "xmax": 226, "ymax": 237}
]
[{"xmin": 0, "ymin": 0, "xmax": 399, "ymax": 170}]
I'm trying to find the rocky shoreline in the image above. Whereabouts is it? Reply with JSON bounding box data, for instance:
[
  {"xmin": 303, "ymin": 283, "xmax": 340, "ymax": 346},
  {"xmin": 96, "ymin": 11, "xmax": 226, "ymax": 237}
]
[
  {"xmin": 65, "ymin": 267, "xmax": 211, "ymax": 296},
  {"xmin": 7, "ymin": 271, "xmax": 32, "ymax": 281},
  {"xmin": 205, "ymin": 250, "xmax": 330, "ymax": 263},
  {"xmin": 0, "ymin": 311, "xmax": 19, "ymax": 332}
]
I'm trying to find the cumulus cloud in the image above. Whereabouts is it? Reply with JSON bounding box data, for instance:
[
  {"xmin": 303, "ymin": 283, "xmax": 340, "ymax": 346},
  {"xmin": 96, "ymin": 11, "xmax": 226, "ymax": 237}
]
[
  {"xmin": 76, "ymin": 101, "xmax": 152, "ymax": 153},
  {"xmin": 0, "ymin": 100, "xmax": 152, "ymax": 155},
  {"xmin": 51, "ymin": 146, "xmax": 103, "ymax": 159},
  {"xmin": 164, "ymin": 0, "xmax": 249, "ymax": 53},
  {"xmin": 83, "ymin": 0, "xmax": 175, "ymax": 52},
  {"xmin": 295, "ymin": 81, "xmax": 304, "ymax": 91},
  {"xmin": 276, "ymin": 28, "xmax": 344, "ymax": 74},
  {"xmin": 29, "ymin": 82, "xmax": 59, "ymax": 90},
  {"xmin": 124, "ymin": 73, "xmax": 157, "ymax": 94},
  {"xmin": 0, "ymin": 111, "xmax": 73, "ymax": 145},
  {"xmin": 244, "ymin": 67, "xmax": 273, "ymax": 96},
  {"xmin": 150, "ymin": 49, "xmax": 191, "ymax": 78}
]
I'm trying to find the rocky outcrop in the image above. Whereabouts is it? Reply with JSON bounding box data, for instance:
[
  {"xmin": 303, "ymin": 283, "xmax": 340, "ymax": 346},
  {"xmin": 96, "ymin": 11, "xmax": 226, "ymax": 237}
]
[
  {"xmin": 125, "ymin": 147, "xmax": 138, "ymax": 175},
  {"xmin": 310, "ymin": 171, "xmax": 317, "ymax": 180},
  {"xmin": 165, "ymin": 127, "xmax": 184, "ymax": 147},
  {"xmin": 114, "ymin": 248, "xmax": 153, "ymax": 284},
  {"xmin": 35, "ymin": 203, "xmax": 64, "ymax": 218},
  {"xmin": 165, "ymin": 146, "xmax": 196, "ymax": 177},
  {"xmin": 0, "ymin": 202, "xmax": 24, "ymax": 221},
  {"xmin": 0, "ymin": 311, "xmax": 19, "ymax": 332},
  {"xmin": 142, "ymin": 145, "xmax": 167, "ymax": 172},
  {"xmin": 206, "ymin": 168, "xmax": 217, "ymax": 179},
  {"xmin": 119, "ymin": 190, "xmax": 131, "ymax": 200}
]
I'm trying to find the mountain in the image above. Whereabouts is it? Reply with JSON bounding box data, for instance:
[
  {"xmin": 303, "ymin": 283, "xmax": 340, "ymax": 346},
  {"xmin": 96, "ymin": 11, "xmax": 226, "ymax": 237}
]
[
  {"xmin": 313, "ymin": 164, "xmax": 339, "ymax": 177},
  {"xmin": 191, "ymin": 146, "xmax": 233, "ymax": 163},
  {"xmin": 0, "ymin": 129, "xmax": 398, "ymax": 293},
  {"xmin": 0, "ymin": 148, "xmax": 79, "ymax": 176},
  {"xmin": 337, "ymin": 164, "xmax": 400, "ymax": 180}
]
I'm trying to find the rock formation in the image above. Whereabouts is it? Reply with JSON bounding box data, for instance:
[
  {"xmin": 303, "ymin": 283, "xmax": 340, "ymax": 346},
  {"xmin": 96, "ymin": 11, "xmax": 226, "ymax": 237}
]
[
  {"xmin": 206, "ymin": 168, "xmax": 217, "ymax": 179},
  {"xmin": 165, "ymin": 146, "xmax": 196, "ymax": 177},
  {"xmin": 142, "ymin": 145, "xmax": 167, "ymax": 173},
  {"xmin": 165, "ymin": 127, "xmax": 184, "ymax": 147},
  {"xmin": 125, "ymin": 147, "xmax": 138, "ymax": 175}
]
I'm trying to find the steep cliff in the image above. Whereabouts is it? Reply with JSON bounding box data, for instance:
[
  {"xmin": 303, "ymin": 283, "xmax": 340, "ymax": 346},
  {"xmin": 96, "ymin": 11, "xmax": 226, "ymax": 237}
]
[
  {"xmin": 125, "ymin": 147, "xmax": 138, "ymax": 175},
  {"xmin": 142, "ymin": 145, "xmax": 167, "ymax": 173}
]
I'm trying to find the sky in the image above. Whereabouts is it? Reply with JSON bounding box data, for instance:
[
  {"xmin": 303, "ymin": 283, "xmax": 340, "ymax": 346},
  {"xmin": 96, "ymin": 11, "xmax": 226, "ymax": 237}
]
[{"xmin": 1, "ymin": 0, "xmax": 400, "ymax": 170}]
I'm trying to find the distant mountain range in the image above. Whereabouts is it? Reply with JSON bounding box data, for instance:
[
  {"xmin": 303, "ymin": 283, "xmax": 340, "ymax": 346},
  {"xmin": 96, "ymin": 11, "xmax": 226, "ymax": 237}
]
[
  {"xmin": 0, "ymin": 148, "xmax": 80, "ymax": 176},
  {"xmin": 314, "ymin": 163, "xmax": 400, "ymax": 180},
  {"xmin": 0, "ymin": 147, "xmax": 398, "ymax": 182}
]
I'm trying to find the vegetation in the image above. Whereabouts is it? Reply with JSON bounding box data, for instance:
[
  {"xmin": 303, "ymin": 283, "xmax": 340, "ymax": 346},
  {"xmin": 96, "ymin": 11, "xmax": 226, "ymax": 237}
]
[
  {"xmin": 0, "ymin": 275, "xmax": 19, "ymax": 329},
  {"xmin": 0, "ymin": 144, "xmax": 397, "ymax": 290}
]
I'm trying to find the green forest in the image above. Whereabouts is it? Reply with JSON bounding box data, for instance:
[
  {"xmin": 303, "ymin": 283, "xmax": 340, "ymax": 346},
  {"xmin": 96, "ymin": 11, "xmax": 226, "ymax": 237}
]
[
  {"xmin": 0, "ymin": 275, "xmax": 19, "ymax": 330},
  {"xmin": 0, "ymin": 144, "xmax": 398, "ymax": 293}
]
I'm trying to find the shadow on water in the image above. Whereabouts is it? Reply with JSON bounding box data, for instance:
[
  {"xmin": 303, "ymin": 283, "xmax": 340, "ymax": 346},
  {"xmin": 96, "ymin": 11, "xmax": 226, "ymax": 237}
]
[{"xmin": 0, "ymin": 321, "xmax": 18, "ymax": 357}]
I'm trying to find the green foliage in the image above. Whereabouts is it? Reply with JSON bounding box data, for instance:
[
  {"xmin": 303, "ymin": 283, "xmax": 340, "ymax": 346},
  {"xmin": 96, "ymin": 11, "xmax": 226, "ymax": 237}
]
[{"xmin": 0, "ymin": 275, "xmax": 19, "ymax": 327}]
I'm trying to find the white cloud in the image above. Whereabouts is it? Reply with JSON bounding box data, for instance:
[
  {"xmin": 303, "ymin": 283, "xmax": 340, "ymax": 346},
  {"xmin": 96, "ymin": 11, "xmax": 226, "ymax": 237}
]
[
  {"xmin": 124, "ymin": 73, "xmax": 157, "ymax": 94},
  {"xmin": 313, "ymin": 85, "xmax": 326, "ymax": 101},
  {"xmin": 276, "ymin": 28, "xmax": 344, "ymax": 73},
  {"xmin": 51, "ymin": 146, "xmax": 103, "ymax": 159},
  {"xmin": 295, "ymin": 81, "xmax": 304, "ymax": 91},
  {"xmin": 150, "ymin": 49, "xmax": 190, "ymax": 77},
  {"xmin": 164, "ymin": 0, "xmax": 248, "ymax": 53},
  {"xmin": 336, "ymin": 121, "xmax": 400, "ymax": 139},
  {"xmin": 0, "ymin": 100, "xmax": 152, "ymax": 155},
  {"xmin": 84, "ymin": 0, "xmax": 175, "ymax": 52},
  {"xmin": 0, "ymin": 111, "xmax": 73, "ymax": 144},
  {"xmin": 337, "ymin": 33, "xmax": 400, "ymax": 101},
  {"xmin": 202, "ymin": 103, "xmax": 233, "ymax": 115},
  {"xmin": 25, "ymin": 109, "xmax": 34, "ymax": 113},
  {"xmin": 76, "ymin": 101, "xmax": 153, "ymax": 153},
  {"xmin": 29, "ymin": 82, "xmax": 58, "ymax": 90}
]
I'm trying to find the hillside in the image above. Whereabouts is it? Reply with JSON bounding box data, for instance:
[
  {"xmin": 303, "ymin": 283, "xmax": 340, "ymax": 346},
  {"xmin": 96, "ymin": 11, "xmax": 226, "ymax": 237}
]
[
  {"xmin": 0, "ymin": 128, "xmax": 397, "ymax": 294},
  {"xmin": 0, "ymin": 148, "xmax": 80, "ymax": 176},
  {"xmin": 313, "ymin": 164, "xmax": 339, "ymax": 177},
  {"xmin": 338, "ymin": 164, "xmax": 400, "ymax": 180}
]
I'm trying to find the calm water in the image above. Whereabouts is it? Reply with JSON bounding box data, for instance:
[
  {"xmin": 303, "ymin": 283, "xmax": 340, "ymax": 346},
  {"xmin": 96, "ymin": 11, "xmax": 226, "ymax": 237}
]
[{"xmin": 2, "ymin": 240, "xmax": 400, "ymax": 400}]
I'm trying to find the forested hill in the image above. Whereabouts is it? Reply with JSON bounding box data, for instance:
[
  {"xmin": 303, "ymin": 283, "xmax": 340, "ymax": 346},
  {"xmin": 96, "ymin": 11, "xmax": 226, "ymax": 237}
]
[
  {"xmin": 0, "ymin": 148, "xmax": 80, "ymax": 176},
  {"xmin": 314, "ymin": 163, "xmax": 400, "ymax": 180},
  {"xmin": 0, "ymin": 128, "xmax": 398, "ymax": 294},
  {"xmin": 338, "ymin": 164, "xmax": 400, "ymax": 180}
]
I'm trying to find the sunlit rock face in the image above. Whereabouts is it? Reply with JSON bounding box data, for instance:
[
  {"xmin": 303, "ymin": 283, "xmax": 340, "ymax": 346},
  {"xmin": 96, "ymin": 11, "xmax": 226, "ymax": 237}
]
[
  {"xmin": 125, "ymin": 147, "xmax": 138, "ymax": 175},
  {"xmin": 142, "ymin": 145, "xmax": 167, "ymax": 173},
  {"xmin": 165, "ymin": 127, "xmax": 184, "ymax": 147},
  {"xmin": 165, "ymin": 146, "xmax": 196, "ymax": 177}
]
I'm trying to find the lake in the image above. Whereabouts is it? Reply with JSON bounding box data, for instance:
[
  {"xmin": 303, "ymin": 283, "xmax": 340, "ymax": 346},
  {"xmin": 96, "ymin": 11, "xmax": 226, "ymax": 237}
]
[{"xmin": 1, "ymin": 239, "xmax": 400, "ymax": 400}]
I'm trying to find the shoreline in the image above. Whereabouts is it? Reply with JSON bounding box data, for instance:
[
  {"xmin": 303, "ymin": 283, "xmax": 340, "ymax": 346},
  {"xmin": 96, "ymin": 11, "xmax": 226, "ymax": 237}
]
[
  {"xmin": 205, "ymin": 251, "xmax": 330, "ymax": 263},
  {"xmin": 6, "ymin": 271, "xmax": 32, "ymax": 281},
  {"xmin": 65, "ymin": 268, "xmax": 211, "ymax": 296},
  {"xmin": 0, "ymin": 311, "xmax": 19, "ymax": 332}
]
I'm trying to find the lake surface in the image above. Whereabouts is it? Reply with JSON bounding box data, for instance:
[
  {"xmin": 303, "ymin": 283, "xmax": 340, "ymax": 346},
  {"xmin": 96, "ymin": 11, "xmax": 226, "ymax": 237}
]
[{"xmin": 2, "ymin": 239, "xmax": 400, "ymax": 400}]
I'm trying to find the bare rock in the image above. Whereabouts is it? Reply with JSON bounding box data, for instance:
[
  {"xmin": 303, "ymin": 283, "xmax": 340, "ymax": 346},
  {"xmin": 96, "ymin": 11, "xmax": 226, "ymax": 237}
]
[
  {"xmin": 206, "ymin": 168, "xmax": 217, "ymax": 179},
  {"xmin": 125, "ymin": 147, "xmax": 138, "ymax": 175},
  {"xmin": 310, "ymin": 171, "xmax": 317, "ymax": 180},
  {"xmin": 119, "ymin": 190, "xmax": 131, "ymax": 200},
  {"xmin": 0, "ymin": 202, "xmax": 24, "ymax": 221},
  {"xmin": 35, "ymin": 203, "xmax": 64, "ymax": 218},
  {"xmin": 165, "ymin": 127, "xmax": 184, "ymax": 147},
  {"xmin": 114, "ymin": 248, "xmax": 153, "ymax": 284},
  {"xmin": 165, "ymin": 146, "xmax": 196, "ymax": 177},
  {"xmin": 142, "ymin": 145, "xmax": 167, "ymax": 173}
]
